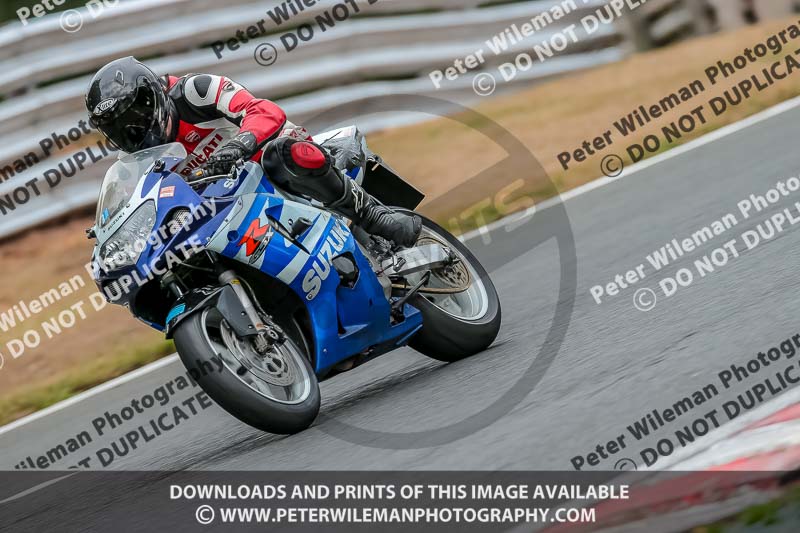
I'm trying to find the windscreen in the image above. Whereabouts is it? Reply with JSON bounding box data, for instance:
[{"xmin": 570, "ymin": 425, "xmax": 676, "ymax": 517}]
[{"xmin": 95, "ymin": 143, "xmax": 187, "ymax": 228}]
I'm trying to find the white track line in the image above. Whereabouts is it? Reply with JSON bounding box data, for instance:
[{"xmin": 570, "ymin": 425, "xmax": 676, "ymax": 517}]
[
  {"xmin": 0, "ymin": 474, "xmax": 77, "ymax": 505},
  {"xmin": 3, "ymin": 96, "xmax": 800, "ymax": 438},
  {"xmin": 0, "ymin": 355, "xmax": 178, "ymax": 438}
]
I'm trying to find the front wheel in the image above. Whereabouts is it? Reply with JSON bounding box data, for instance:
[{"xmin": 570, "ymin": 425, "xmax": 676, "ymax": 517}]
[
  {"xmin": 404, "ymin": 212, "xmax": 502, "ymax": 362},
  {"xmin": 174, "ymin": 308, "xmax": 320, "ymax": 434}
]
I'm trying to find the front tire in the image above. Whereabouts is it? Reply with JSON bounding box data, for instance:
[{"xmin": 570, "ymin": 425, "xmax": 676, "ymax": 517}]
[
  {"xmin": 174, "ymin": 308, "xmax": 320, "ymax": 434},
  {"xmin": 405, "ymin": 212, "xmax": 502, "ymax": 362}
]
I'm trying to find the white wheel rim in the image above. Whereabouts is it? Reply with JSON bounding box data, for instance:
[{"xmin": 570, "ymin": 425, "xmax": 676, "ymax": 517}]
[
  {"xmin": 200, "ymin": 308, "xmax": 313, "ymax": 405},
  {"xmin": 409, "ymin": 228, "xmax": 490, "ymax": 321}
]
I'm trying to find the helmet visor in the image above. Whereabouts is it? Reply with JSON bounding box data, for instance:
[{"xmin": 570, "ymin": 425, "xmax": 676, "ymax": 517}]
[{"xmin": 93, "ymin": 85, "xmax": 159, "ymax": 154}]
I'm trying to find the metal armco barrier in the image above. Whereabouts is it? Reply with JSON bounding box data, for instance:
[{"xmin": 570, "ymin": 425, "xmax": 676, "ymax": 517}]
[{"xmin": 0, "ymin": 0, "xmax": 747, "ymax": 239}]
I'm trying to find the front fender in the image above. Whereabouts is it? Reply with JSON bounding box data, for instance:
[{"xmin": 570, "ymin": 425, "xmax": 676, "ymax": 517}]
[{"xmin": 164, "ymin": 284, "xmax": 255, "ymax": 339}]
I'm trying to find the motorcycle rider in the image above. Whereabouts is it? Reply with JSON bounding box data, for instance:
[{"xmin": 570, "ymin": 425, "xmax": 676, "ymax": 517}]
[{"xmin": 85, "ymin": 56, "xmax": 421, "ymax": 247}]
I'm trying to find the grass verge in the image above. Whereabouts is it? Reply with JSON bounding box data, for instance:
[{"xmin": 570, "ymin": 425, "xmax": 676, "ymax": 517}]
[
  {"xmin": 694, "ymin": 486, "xmax": 800, "ymax": 532},
  {"xmin": 0, "ymin": 339, "xmax": 174, "ymax": 426}
]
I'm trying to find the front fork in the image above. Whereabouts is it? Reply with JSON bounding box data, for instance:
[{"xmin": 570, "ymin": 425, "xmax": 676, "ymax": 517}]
[
  {"xmin": 161, "ymin": 247, "xmax": 287, "ymax": 345},
  {"xmin": 217, "ymin": 270, "xmax": 286, "ymax": 352},
  {"xmin": 218, "ymin": 270, "xmax": 267, "ymax": 335}
]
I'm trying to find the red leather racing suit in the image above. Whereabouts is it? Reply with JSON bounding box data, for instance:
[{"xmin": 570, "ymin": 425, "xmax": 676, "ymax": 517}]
[{"xmin": 163, "ymin": 74, "xmax": 303, "ymax": 178}]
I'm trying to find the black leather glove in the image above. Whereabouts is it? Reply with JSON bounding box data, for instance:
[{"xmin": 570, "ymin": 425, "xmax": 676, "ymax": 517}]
[
  {"xmin": 325, "ymin": 131, "xmax": 366, "ymax": 173},
  {"xmin": 330, "ymin": 144, "xmax": 365, "ymax": 173},
  {"xmin": 203, "ymin": 131, "xmax": 258, "ymax": 176}
]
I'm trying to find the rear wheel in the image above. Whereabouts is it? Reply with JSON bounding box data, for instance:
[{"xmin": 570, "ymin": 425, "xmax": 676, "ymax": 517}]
[
  {"xmin": 404, "ymin": 213, "xmax": 501, "ymax": 362},
  {"xmin": 174, "ymin": 308, "xmax": 320, "ymax": 434}
]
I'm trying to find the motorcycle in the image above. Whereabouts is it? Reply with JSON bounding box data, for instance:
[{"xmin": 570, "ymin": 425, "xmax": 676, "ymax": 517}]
[{"xmin": 88, "ymin": 125, "xmax": 501, "ymax": 434}]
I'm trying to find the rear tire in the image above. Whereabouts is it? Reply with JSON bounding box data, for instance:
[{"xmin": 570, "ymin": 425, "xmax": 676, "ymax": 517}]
[
  {"xmin": 174, "ymin": 308, "xmax": 320, "ymax": 434},
  {"xmin": 406, "ymin": 213, "xmax": 502, "ymax": 362}
]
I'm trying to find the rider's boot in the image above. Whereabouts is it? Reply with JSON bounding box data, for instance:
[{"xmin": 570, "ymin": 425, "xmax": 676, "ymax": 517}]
[
  {"xmin": 326, "ymin": 175, "xmax": 421, "ymax": 248},
  {"xmin": 263, "ymin": 138, "xmax": 421, "ymax": 248}
]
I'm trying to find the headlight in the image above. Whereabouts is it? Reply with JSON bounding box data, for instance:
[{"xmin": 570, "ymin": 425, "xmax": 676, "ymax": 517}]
[{"xmin": 99, "ymin": 201, "xmax": 156, "ymax": 270}]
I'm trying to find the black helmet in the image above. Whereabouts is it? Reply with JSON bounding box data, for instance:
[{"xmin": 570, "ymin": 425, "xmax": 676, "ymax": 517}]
[{"xmin": 86, "ymin": 56, "xmax": 177, "ymax": 153}]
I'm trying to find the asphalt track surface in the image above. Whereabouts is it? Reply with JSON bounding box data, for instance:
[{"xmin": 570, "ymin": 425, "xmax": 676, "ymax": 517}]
[{"xmin": 3, "ymin": 103, "xmax": 800, "ymax": 474}]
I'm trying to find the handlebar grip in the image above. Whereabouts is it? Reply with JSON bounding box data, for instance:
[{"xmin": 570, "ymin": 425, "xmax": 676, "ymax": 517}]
[{"xmin": 190, "ymin": 168, "xmax": 207, "ymax": 182}]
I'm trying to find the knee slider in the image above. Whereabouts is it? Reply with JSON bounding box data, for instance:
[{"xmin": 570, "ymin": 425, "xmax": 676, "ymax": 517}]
[
  {"xmin": 261, "ymin": 138, "xmax": 343, "ymax": 203},
  {"xmin": 290, "ymin": 141, "xmax": 327, "ymax": 169}
]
